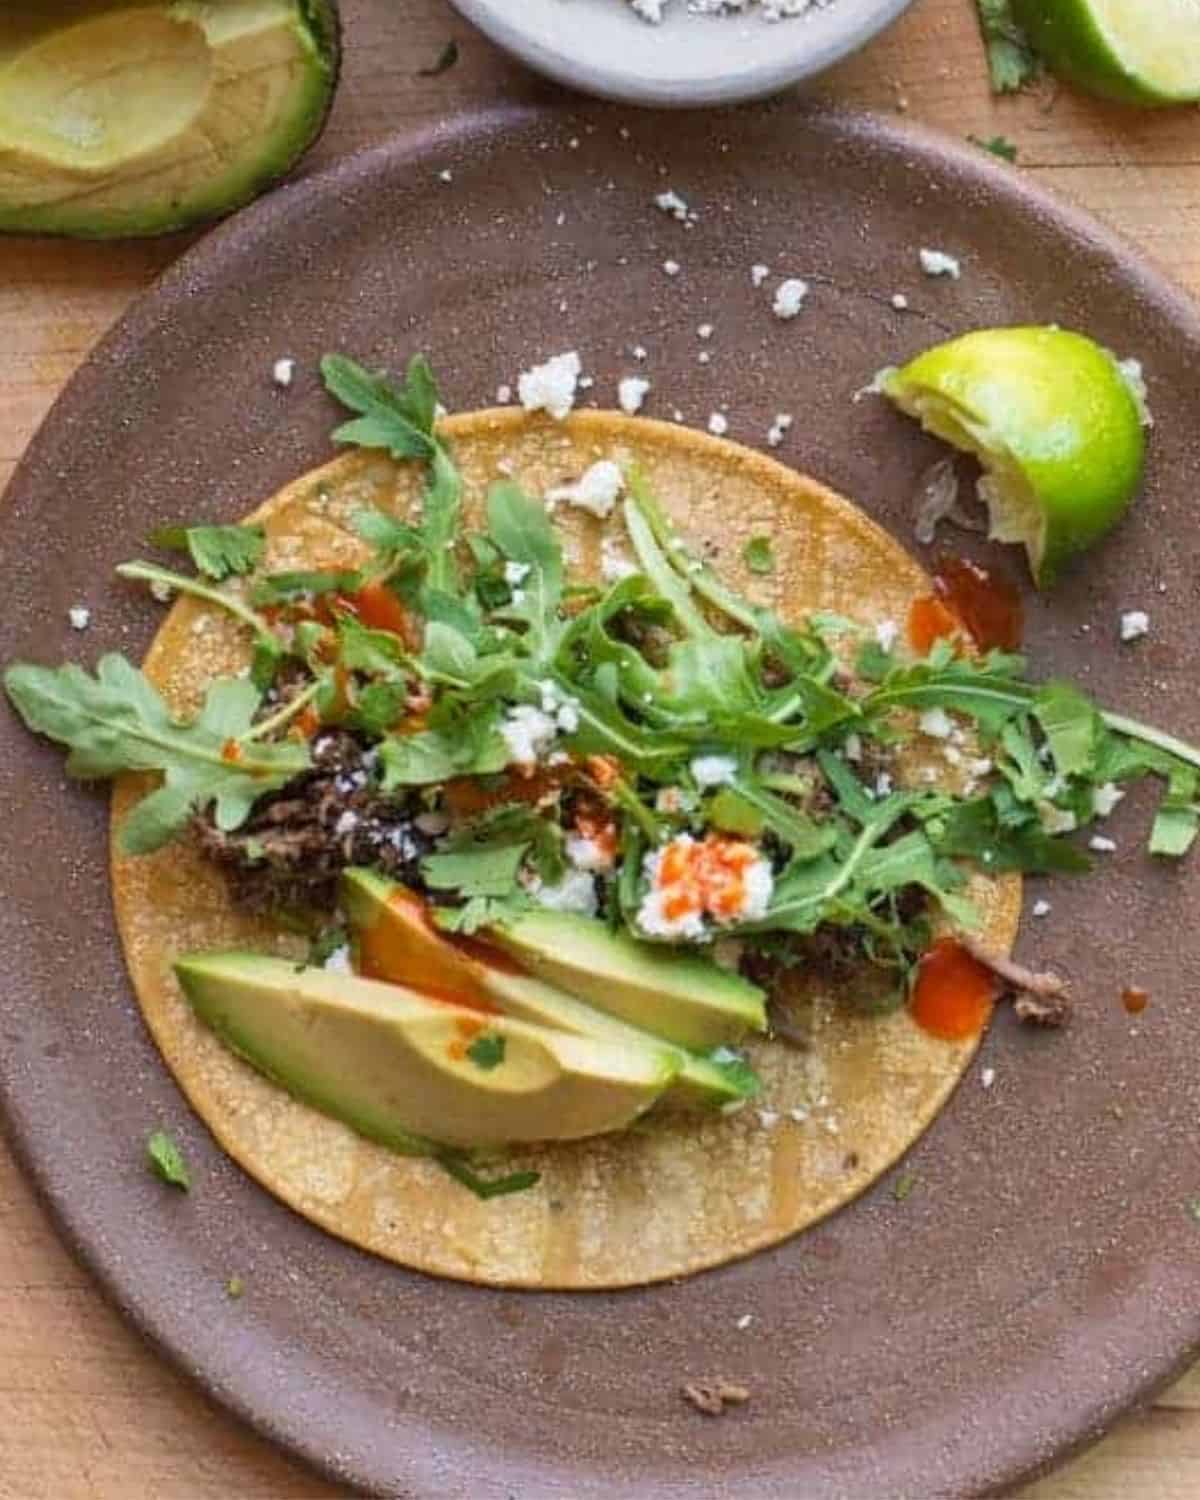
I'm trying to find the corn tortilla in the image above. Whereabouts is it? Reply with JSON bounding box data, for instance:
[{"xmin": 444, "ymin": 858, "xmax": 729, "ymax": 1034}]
[{"xmin": 111, "ymin": 411, "xmax": 1020, "ymax": 1289}]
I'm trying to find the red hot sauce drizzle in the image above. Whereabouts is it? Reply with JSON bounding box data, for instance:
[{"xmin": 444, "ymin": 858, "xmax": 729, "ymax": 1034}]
[
  {"xmin": 907, "ymin": 553, "xmax": 1024, "ymax": 655},
  {"xmin": 911, "ymin": 937, "xmax": 999, "ymax": 1041}
]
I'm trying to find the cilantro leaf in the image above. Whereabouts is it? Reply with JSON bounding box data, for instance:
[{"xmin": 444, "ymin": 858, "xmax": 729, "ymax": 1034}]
[
  {"xmin": 435, "ymin": 1152, "xmax": 540, "ymax": 1200},
  {"xmin": 434, "ymin": 893, "xmax": 534, "ymax": 935},
  {"xmin": 149, "ymin": 523, "xmax": 266, "ymax": 581},
  {"xmin": 742, "ymin": 536, "xmax": 776, "ymax": 575},
  {"xmin": 974, "ymin": 0, "xmax": 1040, "ymax": 93},
  {"xmin": 422, "ymin": 840, "xmax": 529, "ymax": 897},
  {"xmin": 146, "ymin": 1130, "xmax": 190, "ymax": 1190},
  {"xmin": 466, "ymin": 1033, "xmax": 506, "ymax": 1070},
  {"xmin": 968, "ymin": 134, "xmax": 1019, "ymax": 162},
  {"xmin": 321, "ymin": 353, "xmax": 438, "ymax": 460},
  {"xmin": 3, "ymin": 656, "xmax": 310, "ymax": 853}
]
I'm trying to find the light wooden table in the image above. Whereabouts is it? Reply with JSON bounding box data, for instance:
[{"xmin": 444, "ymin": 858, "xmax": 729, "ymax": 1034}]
[{"xmin": 2, "ymin": 1, "xmax": 1199, "ymax": 1495}]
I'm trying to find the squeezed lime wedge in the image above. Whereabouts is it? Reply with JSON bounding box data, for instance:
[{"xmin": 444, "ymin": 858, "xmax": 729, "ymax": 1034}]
[
  {"xmin": 1013, "ymin": 0, "xmax": 1200, "ymax": 106},
  {"xmin": 883, "ymin": 326, "xmax": 1147, "ymax": 587}
]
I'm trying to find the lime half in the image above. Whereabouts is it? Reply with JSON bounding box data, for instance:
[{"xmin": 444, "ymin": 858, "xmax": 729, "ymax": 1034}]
[
  {"xmin": 883, "ymin": 326, "xmax": 1147, "ymax": 588},
  {"xmin": 1013, "ymin": 0, "xmax": 1200, "ymax": 106}
]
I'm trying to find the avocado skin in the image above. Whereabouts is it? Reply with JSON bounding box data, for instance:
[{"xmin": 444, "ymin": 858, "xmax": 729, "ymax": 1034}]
[
  {"xmin": 0, "ymin": 0, "xmax": 342, "ymax": 240},
  {"xmin": 340, "ymin": 867, "xmax": 760, "ymax": 1110},
  {"xmin": 175, "ymin": 949, "xmax": 679, "ymax": 1151}
]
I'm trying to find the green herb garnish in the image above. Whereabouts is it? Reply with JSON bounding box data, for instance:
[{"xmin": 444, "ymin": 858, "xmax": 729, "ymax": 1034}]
[
  {"xmin": 742, "ymin": 536, "xmax": 776, "ymax": 575},
  {"xmin": 147, "ymin": 1130, "xmax": 191, "ymax": 1190},
  {"xmin": 892, "ymin": 1171, "xmax": 918, "ymax": 1202},
  {"xmin": 149, "ymin": 523, "xmax": 266, "ymax": 580},
  {"xmin": 466, "ymin": 1033, "xmax": 506, "ymax": 1070},
  {"xmin": 973, "ymin": 0, "xmax": 1040, "ymax": 93},
  {"xmin": 436, "ymin": 1152, "xmax": 540, "ymax": 1200},
  {"xmin": 968, "ymin": 134, "xmax": 1019, "ymax": 162},
  {"xmin": 226, "ymin": 1275, "xmax": 245, "ymax": 1299}
]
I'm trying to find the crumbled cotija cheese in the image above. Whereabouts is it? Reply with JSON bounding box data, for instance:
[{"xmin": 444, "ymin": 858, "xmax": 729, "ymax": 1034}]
[
  {"xmin": 618, "ymin": 376, "xmax": 651, "ymax": 415},
  {"xmin": 272, "ymin": 357, "xmax": 296, "ymax": 388},
  {"xmin": 707, "ymin": 411, "xmax": 729, "ymax": 436},
  {"xmin": 691, "ymin": 754, "xmax": 737, "ymax": 788},
  {"xmin": 772, "ymin": 278, "xmax": 809, "ymax": 319},
  {"xmin": 919, "ymin": 248, "xmax": 961, "ymax": 279},
  {"xmin": 767, "ymin": 412, "xmax": 793, "ymax": 447},
  {"xmin": 500, "ymin": 705, "xmax": 558, "ymax": 767},
  {"xmin": 655, "ymin": 188, "xmax": 691, "ymax": 221},
  {"xmin": 67, "ymin": 605, "xmax": 91, "ymax": 631},
  {"xmin": 531, "ymin": 869, "xmax": 599, "ymax": 916},
  {"xmin": 1119, "ymin": 609, "xmax": 1150, "ymax": 642},
  {"xmin": 546, "ymin": 460, "xmax": 624, "ymax": 518},
  {"xmin": 628, "ymin": 0, "xmax": 834, "ymax": 22},
  {"xmin": 517, "ymin": 350, "xmax": 582, "ymax": 420}
]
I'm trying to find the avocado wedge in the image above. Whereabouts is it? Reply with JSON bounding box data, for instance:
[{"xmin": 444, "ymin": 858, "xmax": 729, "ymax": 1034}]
[
  {"xmin": 0, "ymin": 1, "xmax": 339, "ymax": 238},
  {"xmin": 176, "ymin": 951, "xmax": 679, "ymax": 1151},
  {"xmin": 480, "ymin": 911, "xmax": 768, "ymax": 1051},
  {"xmin": 340, "ymin": 868, "xmax": 759, "ymax": 1110}
]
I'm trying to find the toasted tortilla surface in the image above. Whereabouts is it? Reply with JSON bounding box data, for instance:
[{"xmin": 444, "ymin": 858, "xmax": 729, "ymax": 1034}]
[{"xmin": 111, "ymin": 411, "xmax": 1020, "ymax": 1289}]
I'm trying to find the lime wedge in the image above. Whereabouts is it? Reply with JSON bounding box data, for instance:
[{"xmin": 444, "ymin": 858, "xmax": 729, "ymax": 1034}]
[
  {"xmin": 1012, "ymin": 0, "xmax": 1200, "ymax": 105},
  {"xmin": 882, "ymin": 327, "xmax": 1147, "ymax": 587}
]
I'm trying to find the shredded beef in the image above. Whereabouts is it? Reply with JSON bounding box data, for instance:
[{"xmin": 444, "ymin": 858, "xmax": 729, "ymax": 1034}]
[{"xmin": 194, "ymin": 730, "xmax": 432, "ymax": 915}]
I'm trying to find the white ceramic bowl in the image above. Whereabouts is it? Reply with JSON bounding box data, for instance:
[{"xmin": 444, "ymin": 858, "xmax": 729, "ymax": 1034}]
[{"xmin": 449, "ymin": 0, "xmax": 916, "ymax": 108}]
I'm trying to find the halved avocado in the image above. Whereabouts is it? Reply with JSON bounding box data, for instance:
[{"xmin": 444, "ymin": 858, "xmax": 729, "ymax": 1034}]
[
  {"xmin": 0, "ymin": 1, "xmax": 340, "ymax": 238},
  {"xmin": 481, "ymin": 910, "xmax": 768, "ymax": 1051},
  {"xmin": 176, "ymin": 951, "xmax": 679, "ymax": 1151},
  {"xmin": 340, "ymin": 868, "xmax": 759, "ymax": 1110}
]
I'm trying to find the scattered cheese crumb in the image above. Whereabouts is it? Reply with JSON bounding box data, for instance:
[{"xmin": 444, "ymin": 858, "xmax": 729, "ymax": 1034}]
[
  {"xmin": 691, "ymin": 754, "xmax": 738, "ymax": 788},
  {"xmin": 750, "ymin": 263, "xmax": 770, "ymax": 288},
  {"xmin": 981, "ymin": 1067, "xmax": 996, "ymax": 1090},
  {"xmin": 67, "ymin": 605, "xmax": 91, "ymax": 631},
  {"xmin": 517, "ymin": 350, "xmax": 582, "ymax": 421},
  {"xmin": 875, "ymin": 618, "xmax": 899, "ymax": 651},
  {"xmin": 499, "ymin": 705, "xmax": 557, "ymax": 768},
  {"xmin": 663, "ymin": 259, "xmax": 681, "ymax": 277},
  {"xmin": 707, "ymin": 411, "xmax": 729, "ymax": 436},
  {"xmin": 531, "ymin": 869, "xmax": 598, "ymax": 917},
  {"xmin": 772, "ymin": 278, "xmax": 809, "ymax": 319},
  {"xmin": 566, "ymin": 835, "xmax": 615, "ymax": 873},
  {"xmin": 1032, "ymin": 899, "xmax": 1051, "ymax": 918},
  {"xmin": 1119, "ymin": 609, "xmax": 1150, "ymax": 642},
  {"xmin": 618, "ymin": 376, "xmax": 651, "ymax": 415},
  {"xmin": 1089, "ymin": 835, "xmax": 1118, "ymax": 853},
  {"xmin": 697, "ymin": 323, "xmax": 714, "ymax": 340},
  {"xmin": 919, "ymin": 248, "xmax": 961, "ymax": 279},
  {"xmin": 272, "ymin": 357, "xmax": 295, "ymax": 388},
  {"xmin": 504, "ymin": 560, "xmax": 531, "ymax": 587},
  {"xmin": 495, "ymin": 383, "xmax": 512, "ymax": 404},
  {"xmin": 546, "ymin": 461, "xmax": 625, "ymax": 519},
  {"xmin": 919, "ymin": 707, "xmax": 955, "ymax": 739},
  {"xmin": 891, "ymin": 293, "xmax": 909, "ymax": 311},
  {"xmin": 766, "ymin": 412, "xmax": 793, "ymax": 447},
  {"xmin": 1092, "ymin": 782, "xmax": 1125, "ymax": 818},
  {"xmin": 736, "ymin": 1314, "xmax": 754, "ymax": 1331},
  {"xmin": 756, "ymin": 1109, "xmax": 780, "ymax": 1129},
  {"xmin": 632, "ymin": 344, "xmax": 648, "ymax": 362},
  {"xmin": 438, "ymin": 168, "xmax": 453, "ymax": 184},
  {"xmin": 655, "ymin": 189, "xmax": 690, "ymax": 221},
  {"xmin": 323, "ymin": 945, "xmax": 353, "ymax": 975}
]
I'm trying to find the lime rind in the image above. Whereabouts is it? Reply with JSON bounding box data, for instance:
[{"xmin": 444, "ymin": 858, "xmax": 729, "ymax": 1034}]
[
  {"xmin": 1013, "ymin": 0, "xmax": 1200, "ymax": 106},
  {"xmin": 882, "ymin": 326, "xmax": 1146, "ymax": 588}
]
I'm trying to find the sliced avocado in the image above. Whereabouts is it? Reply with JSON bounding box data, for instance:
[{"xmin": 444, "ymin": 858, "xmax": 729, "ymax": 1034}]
[
  {"xmin": 340, "ymin": 868, "xmax": 759, "ymax": 1110},
  {"xmin": 176, "ymin": 951, "xmax": 679, "ymax": 1151},
  {"xmin": 0, "ymin": 1, "xmax": 340, "ymax": 238},
  {"xmin": 482, "ymin": 910, "xmax": 767, "ymax": 1051}
]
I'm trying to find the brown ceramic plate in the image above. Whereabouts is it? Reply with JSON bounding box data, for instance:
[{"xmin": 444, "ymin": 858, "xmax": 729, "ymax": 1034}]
[{"xmin": 2, "ymin": 104, "xmax": 1200, "ymax": 1499}]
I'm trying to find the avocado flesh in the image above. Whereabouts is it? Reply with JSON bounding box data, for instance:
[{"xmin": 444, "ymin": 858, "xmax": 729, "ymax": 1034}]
[
  {"xmin": 340, "ymin": 868, "xmax": 757, "ymax": 1110},
  {"xmin": 175, "ymin": 951, "xmax": 679, "ymax": 1151},
  {"xmin": 0, "ymin": 0, "xmax": 339, "ymax": 238},
  {"xmin": 485, "ymin": 911, "xmax": 768, "ymax": 1051}
]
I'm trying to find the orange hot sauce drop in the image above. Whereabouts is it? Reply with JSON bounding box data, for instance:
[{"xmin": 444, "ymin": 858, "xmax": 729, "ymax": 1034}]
[
  {"xmin": 907, "ymin": 554, "xmax": 1024, "ymax": 655},
  {"xmin": 911, "ymin": 937, "xmax": 999, "ymax": 1041},
  {"xmin": 1121, "ymin": 986, "xmax": 1149, "ymax": 1015}
]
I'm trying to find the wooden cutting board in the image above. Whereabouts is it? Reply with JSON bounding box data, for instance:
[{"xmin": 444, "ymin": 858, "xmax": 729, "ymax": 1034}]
[{"xmin": 1, "ymin": 0, "xmax": 1197, "ymax": 1494}]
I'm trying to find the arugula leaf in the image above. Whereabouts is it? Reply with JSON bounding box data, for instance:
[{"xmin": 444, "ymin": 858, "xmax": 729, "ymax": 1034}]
[
  {"xmin": 4, "ymin": 656, "xmax": 309, "ymax": 853},
  {"xmin": 864, "ymin": 649, "xmax": 1034, "ymax": 735},
  {"xmin": 466, "ymin": 1033, "xmax": 506, "ymax": 1070},
  {"xmin": 1033, "ymin": 681, "xmax": 1101, "ymax": 779},
  {"xmin": 149, "ymin": 523, "xmax": 266, "ymax": 581},
  {"xmin": 379, "ymin": 719, "xmax": 508, "ymax": 787},
  {"xmin": 146, "ymin": 1130, "xmax": 190, "ymax": 1190},
  {"xmin": 116, "ymin": 562, "xmax": 283, "ymax": 686},
  {"xmin": 351, "ymin": 509, "xmax": 423, "ymax": 555},
  {"xmin": 1150, "ymin": 764, "xmax": 1200, "ymax": 857},
  {"xmin": 742, "ymin": 536, "xmax": 775, "ymax": 575},
  {"xmin": 930, "ymin": 796, "xmax": 1092, "ymax": 875},
  {"xmin": 435, "ymin": 1152, "xmax": 540, "ymax": 1200},
  {"xmin": 729, "ymin": 777, "xmax": 838, "ymax": 861},
  {"xmin": 973, "ymin": 0, "xmax": 1039, "ymax": 93},
  {"xmin": 349, "ymin": 680, "xmax": 410, "ymax": 737},
  {"xmin": 251, "ymin": 569, "xmax": 363, "ymax": 606}
]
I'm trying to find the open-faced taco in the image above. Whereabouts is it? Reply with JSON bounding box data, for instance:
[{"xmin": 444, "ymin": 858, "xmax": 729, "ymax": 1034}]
[{"xmin": 7, "ymin": 354, "xmax": 1197, "ymax": 1289}]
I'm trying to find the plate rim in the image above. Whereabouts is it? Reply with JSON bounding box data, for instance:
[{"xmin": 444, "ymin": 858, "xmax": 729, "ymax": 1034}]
[{"xmin": 3, "ymin": 100, "xmax": 1200, "ymax": 1498}]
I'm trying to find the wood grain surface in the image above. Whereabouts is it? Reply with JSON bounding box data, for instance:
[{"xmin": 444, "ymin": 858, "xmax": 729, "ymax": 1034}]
[{"xmin": 2, "ymin": 1, "xmax": 1199, "ymax": 1495}]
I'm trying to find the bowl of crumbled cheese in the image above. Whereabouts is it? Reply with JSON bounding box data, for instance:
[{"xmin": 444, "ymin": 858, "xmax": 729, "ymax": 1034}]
[{"xmin": 449, "ymin": 0, "xmax": 915, "ymax": 106}]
